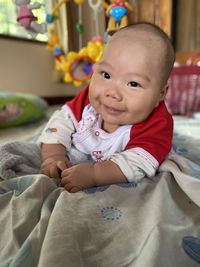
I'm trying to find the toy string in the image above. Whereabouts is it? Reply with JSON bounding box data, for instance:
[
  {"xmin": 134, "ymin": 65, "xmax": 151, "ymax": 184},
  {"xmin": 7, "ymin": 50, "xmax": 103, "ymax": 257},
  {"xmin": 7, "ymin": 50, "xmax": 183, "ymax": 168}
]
[
  {"xmin": 94, "ymin": 5, "xmax": 100, "ymax": 35},
  {"xmin": 78, "ymin": 4, "xmax": 83, "ymax": 49},
  {"xmin": 52, "ymin": 0, "xmax": 68, "ymax": 16},
  {"xmin": 88, "ymin": 0, "xmax": 101, "ymax": 36}
]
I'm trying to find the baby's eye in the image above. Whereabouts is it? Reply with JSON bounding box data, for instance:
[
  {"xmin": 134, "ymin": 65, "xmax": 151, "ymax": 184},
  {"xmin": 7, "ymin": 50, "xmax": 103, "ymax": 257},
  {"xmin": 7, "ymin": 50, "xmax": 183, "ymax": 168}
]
[
  {"xmin": 101, "ymin": 71, "xmax": 110, "ymax": 79},
  {"xmin": 127, "ymin": 81, "xmax": 141, "ymax": 88}
]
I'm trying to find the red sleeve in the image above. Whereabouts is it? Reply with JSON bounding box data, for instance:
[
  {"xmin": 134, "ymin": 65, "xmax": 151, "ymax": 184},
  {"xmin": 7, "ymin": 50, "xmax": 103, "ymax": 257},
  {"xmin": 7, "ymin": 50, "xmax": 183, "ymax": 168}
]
[
  {"xmin": 125, "ymin": 101, "xmax": 173, "ymax": 164},
  {"xmin": 66, "ymin": 86, "xmax": 90, "ymax": 121}
]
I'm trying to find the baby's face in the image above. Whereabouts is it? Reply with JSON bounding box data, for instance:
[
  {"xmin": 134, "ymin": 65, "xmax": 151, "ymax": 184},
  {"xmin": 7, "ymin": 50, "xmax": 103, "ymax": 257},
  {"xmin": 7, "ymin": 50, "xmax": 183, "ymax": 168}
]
[{"xmin": 89, "ymin": 32, "xmax": 167, "ymax": 133}]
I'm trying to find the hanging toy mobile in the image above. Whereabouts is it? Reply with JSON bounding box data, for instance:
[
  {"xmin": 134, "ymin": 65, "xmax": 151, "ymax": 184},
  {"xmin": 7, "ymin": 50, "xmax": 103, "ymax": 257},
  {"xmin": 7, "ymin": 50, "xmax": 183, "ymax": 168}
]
[
  {"xmin": 59, "ymin": 0, "xmax": 105, "ymax": 86},
  {"xmin": 56, "ymin": 0, "xmax": 105, "ymax": 86},
  {"xmin": 46, "ymin": 0, "xmax": 105, "ymax": 86},
  {"xmin": 105, "ymin": 0, "xmax": 134, "ymax": 35},
  {"xmin": 14, "ymin": 0, "xmax": 47, "ymax": 38},
  {"xmin": 46, "ymin": 0, "xmax": 69, "ymax": 24},
  {"xmin": 88, "ymin": 0, "xmax": 102, "ymax": 37},
  {"xmin": 45, "ymin": 0, "xmax": 69, "ymax": 71},
  {"xmin": 74, "ymin": 0, "xmax": 85, "ymax": 52},
  {"xmin": 46, "ymin": 28, "xmax": 60, "ymax": 51},
  {"xmin": 56, "ymin": 35, "xmax": 105, "ymax": 86}
]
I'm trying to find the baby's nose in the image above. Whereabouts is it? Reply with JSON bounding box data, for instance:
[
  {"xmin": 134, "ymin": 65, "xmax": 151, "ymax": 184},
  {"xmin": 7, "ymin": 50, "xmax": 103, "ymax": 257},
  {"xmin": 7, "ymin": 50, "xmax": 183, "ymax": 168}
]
[{"xmin": 105, "ymin": 86, "xmax": 122, "ymax": 100}]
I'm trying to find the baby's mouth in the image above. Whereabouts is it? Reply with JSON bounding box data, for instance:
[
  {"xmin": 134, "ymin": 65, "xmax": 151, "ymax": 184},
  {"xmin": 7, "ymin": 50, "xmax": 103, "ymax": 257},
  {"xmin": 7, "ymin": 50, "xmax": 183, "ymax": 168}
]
[{"xmin": 103, "ymin": 104, "xmax": 123, "ymax": 115}]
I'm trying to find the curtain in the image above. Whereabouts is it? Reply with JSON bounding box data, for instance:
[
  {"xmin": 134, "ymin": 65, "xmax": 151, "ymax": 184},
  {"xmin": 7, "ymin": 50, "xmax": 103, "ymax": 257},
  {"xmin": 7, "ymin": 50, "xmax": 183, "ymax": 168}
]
[
  {"xmin": 175, "ymin": 0, "xmax": 200, "ymax": 52},
  {"xmin": 136, "ymin": 0, "xmax": 172, "ymax": 36}
]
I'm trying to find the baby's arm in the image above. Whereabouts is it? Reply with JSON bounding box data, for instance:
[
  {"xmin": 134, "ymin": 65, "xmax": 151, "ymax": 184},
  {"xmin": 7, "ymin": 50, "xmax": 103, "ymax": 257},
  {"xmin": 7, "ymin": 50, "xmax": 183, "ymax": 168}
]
[
  {"xmin": 39, "ymin": 106, "xmax": 76, "ymax": 178},
  {"xmin": 60, "ymin": 148, "xmax": 159, "ymax": 193},
  {"xmin": 40, "ymin": 143, "xmax": 71, "ymax": 179},
  {"xmin": 61, "ymin": 160, "xmax": 127, "ymax": 193}
]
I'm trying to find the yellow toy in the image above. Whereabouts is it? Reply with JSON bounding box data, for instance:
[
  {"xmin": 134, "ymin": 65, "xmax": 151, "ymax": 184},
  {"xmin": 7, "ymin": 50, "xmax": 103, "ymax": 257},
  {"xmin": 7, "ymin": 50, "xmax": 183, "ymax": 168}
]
[
  {"xmin": 56, "ymin": 35, "xmax": 105, "ymax": 86},
  {"xmin": 74, "ymin": 0, "xmax": 85, "ymax": 4},
  {"xmin": 46, "ymin": 0, "xmax": 69, "ymax": 24},
  {"xmin": 46, "ymin": 0, "xmax": 69, "ymax": 61},
  {"xmin": 106, "ymin": 0, "xmax": 134, "ymax": 34},
  {"xmin": 46, "ymin": 0, "xmax": 104, "ymax": 86},
  {"xmin": 47, "ymin": 28, "xmax": 60, "ymax": 51}
]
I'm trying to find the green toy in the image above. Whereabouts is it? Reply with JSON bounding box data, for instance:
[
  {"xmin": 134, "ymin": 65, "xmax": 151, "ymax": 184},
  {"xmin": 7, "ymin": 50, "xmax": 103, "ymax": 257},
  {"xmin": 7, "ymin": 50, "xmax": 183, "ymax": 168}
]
[{"xmin": 0, "ymin": 92, "xmax": 48, "ymax": 128}]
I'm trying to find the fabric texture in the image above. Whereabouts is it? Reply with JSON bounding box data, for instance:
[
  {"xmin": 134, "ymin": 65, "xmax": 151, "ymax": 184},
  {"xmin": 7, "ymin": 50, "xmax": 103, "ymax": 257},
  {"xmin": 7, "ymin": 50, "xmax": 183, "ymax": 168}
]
[
  {"xmin": 0, "ymin": 142, "xmax": 94, "ymax": 180},
  {"xmin": 0, "ymin": 141, "xmax": 200, "ymax": 267},
  {"xmin": 0, "ymin": 141, "xmax": 41, "ymax": 179}
]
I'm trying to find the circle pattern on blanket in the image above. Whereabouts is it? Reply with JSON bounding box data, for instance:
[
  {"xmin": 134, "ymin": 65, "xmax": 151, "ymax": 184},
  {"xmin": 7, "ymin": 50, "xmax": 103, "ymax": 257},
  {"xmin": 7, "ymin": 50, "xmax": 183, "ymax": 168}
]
[
  {"xmin": 182, "ymin": 236, "xmax": 200, "ymax": 264},
  {"xmin": 83, "ymin": 185, "xmax": 109, "ymax": 193},
  {"xmin": 117, "ymin": 182, "xmax": 137, "ymax": 188},
  {"xmin": 172, "ymin": 144, "xmax": 188, "ymax": 157},
  {"xmin": 101, "ymin": 207, "xmax": 122, "ymax": 220}
]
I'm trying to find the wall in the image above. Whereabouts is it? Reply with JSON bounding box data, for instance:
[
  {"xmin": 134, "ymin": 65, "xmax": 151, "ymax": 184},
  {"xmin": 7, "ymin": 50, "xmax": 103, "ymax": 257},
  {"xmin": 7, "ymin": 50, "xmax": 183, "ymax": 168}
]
[
  {"xmin": 0, "ymin": 2, "xmax": 105, "ymax": 98},
  {"xmin": 0, "ymin": 37, "xmax": 82, "ymax": 97}
]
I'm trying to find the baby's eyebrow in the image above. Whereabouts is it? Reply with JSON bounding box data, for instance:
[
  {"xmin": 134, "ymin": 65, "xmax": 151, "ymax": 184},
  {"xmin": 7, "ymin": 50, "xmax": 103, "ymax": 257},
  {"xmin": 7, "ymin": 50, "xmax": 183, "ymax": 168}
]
[
  {"xmin": 126, "ymin": 72, "xmax": 150, "ymax": 82},
  {"xmin": 97, "ymin": 61, "xmax": 150, "ymax": 82},
  {"xmin": 97, "ymin": 61, "xmax": 111, "ymax": 67}
]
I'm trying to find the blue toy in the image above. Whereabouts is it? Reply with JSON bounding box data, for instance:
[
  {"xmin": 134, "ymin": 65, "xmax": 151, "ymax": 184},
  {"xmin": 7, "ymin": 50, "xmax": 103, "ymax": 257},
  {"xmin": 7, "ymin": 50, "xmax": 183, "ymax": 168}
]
[{"xmin": 105, "ymin": 0, "xmax": 134, "ymax": 34}]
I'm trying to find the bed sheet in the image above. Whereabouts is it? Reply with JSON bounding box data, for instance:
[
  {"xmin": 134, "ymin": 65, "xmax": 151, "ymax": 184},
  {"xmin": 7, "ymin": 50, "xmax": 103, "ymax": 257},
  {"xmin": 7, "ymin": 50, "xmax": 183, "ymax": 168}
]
[
  {"xmin": 173, "ymin": 115, "xmax": 200, "ymax": 164},
  {"xmin": 0, "ymin": 110, "xmax": 200, "ymax": 267}
]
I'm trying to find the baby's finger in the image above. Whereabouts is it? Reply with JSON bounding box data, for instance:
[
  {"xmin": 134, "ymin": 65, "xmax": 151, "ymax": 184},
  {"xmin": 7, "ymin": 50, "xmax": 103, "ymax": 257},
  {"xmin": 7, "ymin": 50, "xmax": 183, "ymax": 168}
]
[
  {"xmin": 57, "ymin": 161, "xmax": 68, "ymax": 171},
  {"xmin": 61, "ymin": 168, "xmax": 70, "ymax": 178},
  {"xmin": 49, "ymin": 165, "xmax": 60, "ymax": 179},
  {"xmin": 70, "ymin": 186, "xmax": 82, "ymax": 193},
  {"xmin": 63, "ymin": 182, "xmax": 72, "ymax": 191},
  {"xmin": 63, "ymin": 182, "xmax": 82, "ymax": 193}
]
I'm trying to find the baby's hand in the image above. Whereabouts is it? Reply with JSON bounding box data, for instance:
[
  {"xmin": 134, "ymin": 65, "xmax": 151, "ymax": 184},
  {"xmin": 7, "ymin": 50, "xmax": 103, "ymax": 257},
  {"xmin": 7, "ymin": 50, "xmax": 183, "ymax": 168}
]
[
  {"xmin": 61, "ymin": 163, "xmax": 96, "ymax": 193},
  {"xmin": 40, "ymin": 156, "xmax": 71, "ymax": 179}
]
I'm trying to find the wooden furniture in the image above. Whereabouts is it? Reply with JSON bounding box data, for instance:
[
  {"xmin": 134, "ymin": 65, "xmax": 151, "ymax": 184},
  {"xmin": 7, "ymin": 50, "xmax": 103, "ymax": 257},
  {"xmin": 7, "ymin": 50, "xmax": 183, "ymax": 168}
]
[{"xmin": 175, "ymin": 50, "xmax": 200, "ymax": 65}]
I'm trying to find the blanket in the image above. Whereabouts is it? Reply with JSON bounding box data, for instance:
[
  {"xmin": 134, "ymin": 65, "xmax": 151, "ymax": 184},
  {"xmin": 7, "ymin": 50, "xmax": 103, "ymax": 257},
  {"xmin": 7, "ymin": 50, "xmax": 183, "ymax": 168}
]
[
  {"xmin": 0, "ymin": 142, "xmax": 41, "ymax": 180},
  {"xmin": 0, "ymin": 141, "xmax": 200, "ymax": 267}
]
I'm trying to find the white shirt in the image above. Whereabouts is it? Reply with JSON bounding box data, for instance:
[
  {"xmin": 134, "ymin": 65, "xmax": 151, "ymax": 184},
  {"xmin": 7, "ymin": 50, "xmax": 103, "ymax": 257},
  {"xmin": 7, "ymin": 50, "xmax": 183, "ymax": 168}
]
[{"xmin": 39, "ymin": 104, "xmax": 157, "ymax": 182}]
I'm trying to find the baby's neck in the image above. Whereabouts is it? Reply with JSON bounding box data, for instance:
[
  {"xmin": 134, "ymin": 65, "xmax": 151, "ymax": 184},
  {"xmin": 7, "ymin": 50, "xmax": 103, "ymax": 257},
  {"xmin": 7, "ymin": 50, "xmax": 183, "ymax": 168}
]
[{"xmin": 102, "ymin": 121, "xmax": 119, "ymax": 133}]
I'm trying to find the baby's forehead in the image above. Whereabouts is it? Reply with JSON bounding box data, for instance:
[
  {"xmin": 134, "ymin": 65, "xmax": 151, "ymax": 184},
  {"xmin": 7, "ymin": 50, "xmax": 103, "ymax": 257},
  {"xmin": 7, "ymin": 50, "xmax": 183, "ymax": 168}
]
[
  {"xmin": 105, "ymin": 25, "xmax": 174, "ymax": 85},
  {"xmin": 112, "ymin": 28, "xmax": 165, "ymax": 46},
  {"xmin": 109, "ymin": 30, "xmax": 167, "ymax": 58}
]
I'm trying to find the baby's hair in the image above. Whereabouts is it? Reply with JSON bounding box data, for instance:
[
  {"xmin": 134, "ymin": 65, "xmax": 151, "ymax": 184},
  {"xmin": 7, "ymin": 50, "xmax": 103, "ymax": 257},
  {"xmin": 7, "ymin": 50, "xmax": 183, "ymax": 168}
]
[{"xmin": 116, "ymin": 22, "xmax": 175, "ymax": 85}]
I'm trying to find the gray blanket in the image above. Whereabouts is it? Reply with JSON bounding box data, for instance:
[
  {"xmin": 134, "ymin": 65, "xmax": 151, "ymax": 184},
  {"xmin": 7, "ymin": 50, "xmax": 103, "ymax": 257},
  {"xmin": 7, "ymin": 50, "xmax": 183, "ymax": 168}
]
[
  {"xmin": 0, "ymin": 141, "xmax": 91, "ymax": 180},
  {"xmin": 0, "ymin": 142, "xmax": 41, "ymax": 179},
  {"xmin": 0, "ymin": 141, "xmax": 200, "ymax": 267}
]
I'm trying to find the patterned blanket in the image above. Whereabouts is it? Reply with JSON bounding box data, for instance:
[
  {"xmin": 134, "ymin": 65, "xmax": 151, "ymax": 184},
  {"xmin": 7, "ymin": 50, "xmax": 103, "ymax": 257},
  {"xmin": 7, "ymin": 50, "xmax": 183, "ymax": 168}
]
[{"xmin": 0, "ymin": 141, "xmax": 200, "ymax": 267}]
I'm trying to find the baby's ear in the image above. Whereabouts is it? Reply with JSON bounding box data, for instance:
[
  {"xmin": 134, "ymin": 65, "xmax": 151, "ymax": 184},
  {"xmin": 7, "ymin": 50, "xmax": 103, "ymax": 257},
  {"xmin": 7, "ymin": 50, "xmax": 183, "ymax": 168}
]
[{"xmin": 159, "ymin": 84, "xmax": 168, "ymax": 101}]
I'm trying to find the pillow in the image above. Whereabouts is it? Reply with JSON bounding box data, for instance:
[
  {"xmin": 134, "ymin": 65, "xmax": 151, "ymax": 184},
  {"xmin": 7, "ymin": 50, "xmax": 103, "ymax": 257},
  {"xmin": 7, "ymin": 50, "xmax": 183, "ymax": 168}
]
[{"xmin": 0, "ymin": 92, "xmax": 48, "ymax": 128}]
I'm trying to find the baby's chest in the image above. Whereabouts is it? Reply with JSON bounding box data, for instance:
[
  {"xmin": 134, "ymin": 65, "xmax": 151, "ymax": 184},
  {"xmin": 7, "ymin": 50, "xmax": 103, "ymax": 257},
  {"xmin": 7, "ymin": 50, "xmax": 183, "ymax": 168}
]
[{"xmin": 72, "ymin": 118, "xmax": 131, "ymax": 160}]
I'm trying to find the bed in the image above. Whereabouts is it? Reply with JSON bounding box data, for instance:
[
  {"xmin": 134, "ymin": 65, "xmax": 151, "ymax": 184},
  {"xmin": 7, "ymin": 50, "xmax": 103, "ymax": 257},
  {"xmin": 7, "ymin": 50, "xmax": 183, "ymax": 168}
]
[{"xmin": 0, "ymin": 102, "xmax": 200, "ymax": 267}]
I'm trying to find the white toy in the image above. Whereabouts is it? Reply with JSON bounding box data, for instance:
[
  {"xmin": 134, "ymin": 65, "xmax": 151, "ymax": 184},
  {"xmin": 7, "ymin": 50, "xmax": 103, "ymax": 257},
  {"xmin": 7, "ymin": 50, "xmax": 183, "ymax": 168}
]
[{"xmin": 14, "ymin": 0, "xmax": 47, "ymax": 38}]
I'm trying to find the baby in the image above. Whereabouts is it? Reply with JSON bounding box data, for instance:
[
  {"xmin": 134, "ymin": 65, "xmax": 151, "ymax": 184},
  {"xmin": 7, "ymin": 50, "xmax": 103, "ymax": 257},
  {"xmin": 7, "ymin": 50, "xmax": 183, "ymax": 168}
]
[{"xmin": 39, "ymin": 22, "xmax": 175, "ymax": 193}]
